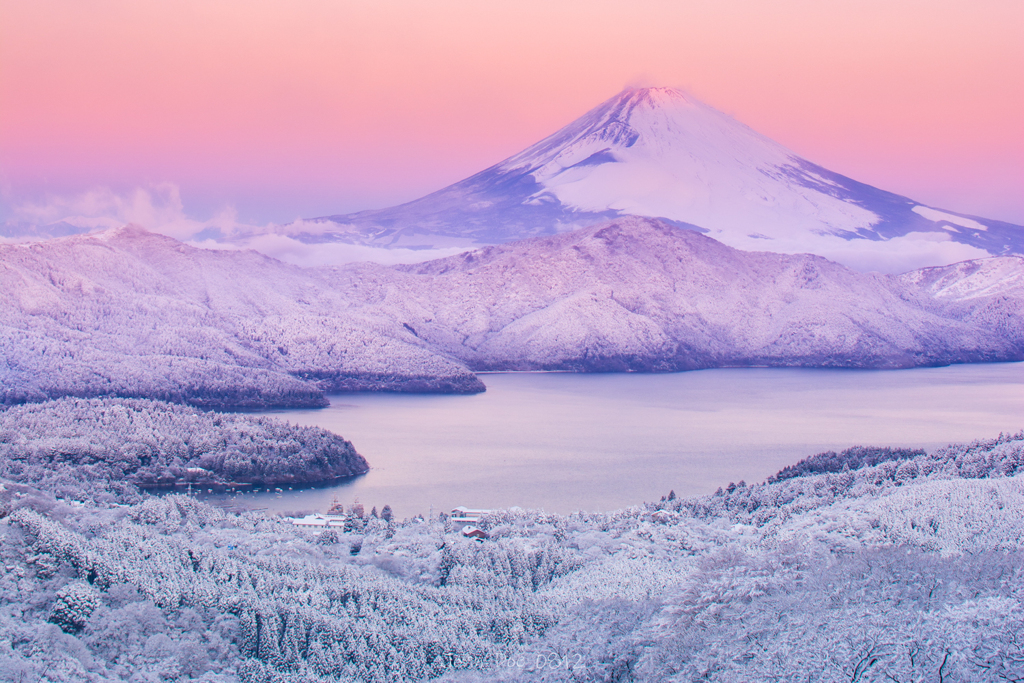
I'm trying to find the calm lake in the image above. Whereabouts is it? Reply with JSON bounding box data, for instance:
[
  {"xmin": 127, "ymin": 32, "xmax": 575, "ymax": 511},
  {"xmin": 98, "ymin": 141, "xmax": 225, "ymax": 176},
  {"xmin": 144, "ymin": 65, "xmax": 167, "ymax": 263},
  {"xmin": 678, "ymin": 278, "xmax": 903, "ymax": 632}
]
[{"xmin": 204, "ymin": 363, "xmax": 1024, "ymax": 518}]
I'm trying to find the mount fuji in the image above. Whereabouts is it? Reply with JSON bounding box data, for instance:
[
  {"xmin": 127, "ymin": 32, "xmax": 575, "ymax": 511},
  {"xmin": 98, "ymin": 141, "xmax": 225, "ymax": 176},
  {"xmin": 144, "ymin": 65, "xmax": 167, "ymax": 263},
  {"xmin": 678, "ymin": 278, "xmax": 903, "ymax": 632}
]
[{"xmin": 306, "ymin": 87, "xmax": 1021, "ymax": 270}]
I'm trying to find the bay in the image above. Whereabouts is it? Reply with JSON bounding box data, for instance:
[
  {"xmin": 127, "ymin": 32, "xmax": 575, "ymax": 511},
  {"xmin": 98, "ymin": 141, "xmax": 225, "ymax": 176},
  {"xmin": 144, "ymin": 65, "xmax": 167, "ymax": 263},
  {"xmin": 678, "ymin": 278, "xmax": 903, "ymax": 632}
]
[{"xmin": 204, "ymin": 363, "xmax": 1024, "ymax": 518}]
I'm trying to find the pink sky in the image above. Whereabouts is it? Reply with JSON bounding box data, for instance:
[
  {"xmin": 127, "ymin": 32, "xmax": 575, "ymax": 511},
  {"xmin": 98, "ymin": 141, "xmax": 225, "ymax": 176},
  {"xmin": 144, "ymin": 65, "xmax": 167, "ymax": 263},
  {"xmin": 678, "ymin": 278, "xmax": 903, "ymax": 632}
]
[{"xmin": 1, "ymin": 0, "xmax": 1022, "ymax": 226}]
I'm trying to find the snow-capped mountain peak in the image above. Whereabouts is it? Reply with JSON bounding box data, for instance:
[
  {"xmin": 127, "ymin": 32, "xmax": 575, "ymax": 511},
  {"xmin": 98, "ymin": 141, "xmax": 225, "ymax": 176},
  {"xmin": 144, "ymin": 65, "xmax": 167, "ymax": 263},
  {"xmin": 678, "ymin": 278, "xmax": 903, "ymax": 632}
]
[
  {"xmin": 307, "ymin": 87, "xmax": 1021, "ymax": 271},
  {"xmin": 505, "ymin": 86, "xmax": 780, "ymax": 173},
  {"xmin": 498, "ymin": 86, "xmax": 874, "ymax": 241}
]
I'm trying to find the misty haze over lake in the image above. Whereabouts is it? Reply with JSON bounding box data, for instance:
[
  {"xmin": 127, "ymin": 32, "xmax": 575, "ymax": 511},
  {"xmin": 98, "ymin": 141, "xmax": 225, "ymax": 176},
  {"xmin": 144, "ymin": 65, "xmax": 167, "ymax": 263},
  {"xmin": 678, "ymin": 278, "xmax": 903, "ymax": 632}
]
[{"xmin": 211, "ymin": 363, "xmax": 1023, "ymax": 518}]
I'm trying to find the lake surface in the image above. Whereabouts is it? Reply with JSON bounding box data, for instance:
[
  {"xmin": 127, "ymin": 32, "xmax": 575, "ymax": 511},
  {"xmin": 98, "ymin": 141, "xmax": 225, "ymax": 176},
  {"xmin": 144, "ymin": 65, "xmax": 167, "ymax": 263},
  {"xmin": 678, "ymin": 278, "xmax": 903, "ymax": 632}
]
[{"xmin": 204, "ymin": 363, "xmax": 1024, "ymax": 518}]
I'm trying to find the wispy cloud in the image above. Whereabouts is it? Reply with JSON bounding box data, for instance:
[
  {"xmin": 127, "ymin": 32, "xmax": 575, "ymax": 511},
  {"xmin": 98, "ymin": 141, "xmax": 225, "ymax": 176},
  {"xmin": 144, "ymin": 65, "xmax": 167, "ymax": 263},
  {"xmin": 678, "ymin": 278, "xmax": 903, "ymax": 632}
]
[
  {"xmin": 733, "ymin": 229, "xmax": 993, "ymax": 274},
  {"xmin": 190, "ymin": 233, "xmax": 469, "ymax": 268},
  {"xmin": 811, "ymin": 232, "xmax": 992, "ymax": 274},
  {"xmin": 2, "ymin": 185, "xmax": 470, "ymax": 267},
  {"xmin": 4, "ymin": 184, "xmax": 250, "ymax": 241},
  {"xmin": 2, "ymin": 186, "xmax": 1000, "ymax": 273}
]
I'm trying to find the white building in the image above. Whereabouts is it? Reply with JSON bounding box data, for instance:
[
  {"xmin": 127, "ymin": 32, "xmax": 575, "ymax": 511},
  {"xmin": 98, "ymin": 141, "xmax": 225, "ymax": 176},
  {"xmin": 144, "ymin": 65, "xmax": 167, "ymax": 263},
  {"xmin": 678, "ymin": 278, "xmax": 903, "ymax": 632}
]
[
  {"xmin": 290, "ymin": 513, "xmax": 347, "ymax": 528},
  {"xmin": 450, "ymin": 506, "xmax": 492, "ymax": 532}
]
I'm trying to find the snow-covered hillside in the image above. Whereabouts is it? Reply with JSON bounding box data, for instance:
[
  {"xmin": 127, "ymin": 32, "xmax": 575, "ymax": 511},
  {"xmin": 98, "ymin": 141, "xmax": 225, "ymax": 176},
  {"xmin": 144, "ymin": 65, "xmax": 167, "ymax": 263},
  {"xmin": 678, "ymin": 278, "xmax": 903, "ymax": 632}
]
[
  {"xmin": 2, "ymin": 428, "xmax": 1022, "ymax": 681},
  {"xmin": 370, "ymin": 217, "xmax": 1022, "ymax": 371},
  {"xmin": 0, "ymin": 226, "xmax": 484, "ymax": 410},
  {"xmin": 2, "ymin": 219, "xmax": 1021, "ymax": 409},
  {"xmin": 890, "ymin": 255, "xmax": 1024, "ymax": 351},
  {"xmin": 0, "ymin": 397, "xmax": 368, "ymax": 494},
  {"xmin": 310, "ymin": 87, "xmax": 1022, "ymax": 269}
]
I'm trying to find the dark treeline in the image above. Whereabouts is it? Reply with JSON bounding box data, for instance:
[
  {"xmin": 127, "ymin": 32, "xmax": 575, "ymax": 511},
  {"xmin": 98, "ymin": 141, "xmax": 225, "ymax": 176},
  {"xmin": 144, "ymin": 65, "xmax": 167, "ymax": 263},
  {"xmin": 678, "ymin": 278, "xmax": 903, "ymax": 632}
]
[{"xmin": 767, "ymin": 445, "xmax": 927, "ymax": 483}]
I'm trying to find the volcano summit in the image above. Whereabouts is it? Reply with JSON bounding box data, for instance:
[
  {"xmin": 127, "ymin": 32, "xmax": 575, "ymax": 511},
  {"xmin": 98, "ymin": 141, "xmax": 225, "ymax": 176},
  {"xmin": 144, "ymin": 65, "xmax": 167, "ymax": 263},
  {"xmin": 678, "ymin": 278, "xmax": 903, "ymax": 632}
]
[{"xmin": 306, "ymin": 87, "xmax": 1021, "ymax": 271}]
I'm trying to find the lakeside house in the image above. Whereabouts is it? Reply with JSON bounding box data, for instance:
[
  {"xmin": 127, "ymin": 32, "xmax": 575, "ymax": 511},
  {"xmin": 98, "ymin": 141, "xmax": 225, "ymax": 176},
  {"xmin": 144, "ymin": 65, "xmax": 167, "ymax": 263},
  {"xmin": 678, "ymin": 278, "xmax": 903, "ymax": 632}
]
[
  {"xmin": 291, "ymin": 513, "xmax": 347, "ymax": 528},
  {"xmin": 289, "ymin": 504, "xmax": 494, "ymax": 533},
  {"xmin": 450, "ymin": 506, "xmax": 492, "ymax": 535},
  {"xmin": 451, "ymin": 506, "xmax": 491, "ymax": 517},
  {"xmin": 290, "ymin": 497, "xmax": 351, "ymax": 527}
]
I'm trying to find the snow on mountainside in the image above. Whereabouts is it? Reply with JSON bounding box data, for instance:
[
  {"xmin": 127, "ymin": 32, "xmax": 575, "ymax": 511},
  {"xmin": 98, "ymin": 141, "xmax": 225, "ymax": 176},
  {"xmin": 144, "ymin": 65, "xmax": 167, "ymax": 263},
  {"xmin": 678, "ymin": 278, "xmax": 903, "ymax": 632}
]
[
  {"xmin": 1, "ymin": 220, "xmax": 1021, "ymax": 409},
  {"xmin": 898, "ymin": 254, "xmax": 1024, "ymax": 302},
  {"xmin": 367, "ymin": 217, "xmax": 1022, "ymax": 371},
  {"xmin": 310, "ymin": 87, "xmax": 1022, "ymax": 268},
  {"xmin": 890, "ymin": 255, "xmax": 1024, "ymax": 351},
  {"xmin": 0, "ymin": 226, "xmax": 484, "ymax": 410}
]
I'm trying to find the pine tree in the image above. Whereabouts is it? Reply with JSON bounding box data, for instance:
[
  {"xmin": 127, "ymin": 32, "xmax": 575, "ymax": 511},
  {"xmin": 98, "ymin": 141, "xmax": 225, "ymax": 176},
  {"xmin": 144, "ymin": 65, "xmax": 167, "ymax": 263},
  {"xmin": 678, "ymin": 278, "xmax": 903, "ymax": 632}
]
[
  {"xmin": 257, "ymin": 609, "xmax": 282, "ymax": 662},
  {"xmin": 317, "ymin": 529, "xmax": 339, "ymax": 545},
  {"xmin": 49, "ymin": 582, "xmax": 100, "ymax": 633},
  {"xmin": 239, "ymin": 610, "xmax": 259, "ymax": 657}
]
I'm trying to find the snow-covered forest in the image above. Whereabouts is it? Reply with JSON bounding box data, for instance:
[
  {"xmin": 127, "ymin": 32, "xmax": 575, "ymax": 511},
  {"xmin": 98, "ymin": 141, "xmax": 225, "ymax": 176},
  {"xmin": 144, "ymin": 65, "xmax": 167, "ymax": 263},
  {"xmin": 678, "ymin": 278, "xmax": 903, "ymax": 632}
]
[
  {"xmin": 0, "ymin": 398, "xmax": 368, "ymax": 501},
  {"xmin": 0, "ymin": 226, "xmax": 485, "ymax": 411},
  {"xmin": 1, "ymin": 400, "xmax": 1021, "ymax": 681},
  {"xmin": 2, "ymin": 221, "xmax": 1022, "ymax": 410}
]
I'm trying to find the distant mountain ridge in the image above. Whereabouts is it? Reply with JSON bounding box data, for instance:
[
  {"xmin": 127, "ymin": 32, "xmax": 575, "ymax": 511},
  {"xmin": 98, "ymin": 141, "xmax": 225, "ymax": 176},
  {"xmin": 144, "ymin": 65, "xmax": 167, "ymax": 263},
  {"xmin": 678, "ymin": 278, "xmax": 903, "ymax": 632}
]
[
  {"xmin": 1, "ymin": 219, "xmax": 1021, "ymax": 409},
  {"xmin": 308, "ymin": 87, "xmax": 1022, "ymax": 263},
  {"xmin": 374, "ymin": 217, "xmax": 1023, "ymax": 371}
]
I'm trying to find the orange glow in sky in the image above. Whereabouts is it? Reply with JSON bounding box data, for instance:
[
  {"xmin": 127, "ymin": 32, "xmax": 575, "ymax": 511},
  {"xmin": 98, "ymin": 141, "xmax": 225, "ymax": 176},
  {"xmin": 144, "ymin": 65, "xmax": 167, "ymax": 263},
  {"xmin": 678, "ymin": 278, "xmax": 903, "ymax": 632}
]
[{"xmin": 1, "ymin": 0, "xmax": 1022, "ymax": 224}]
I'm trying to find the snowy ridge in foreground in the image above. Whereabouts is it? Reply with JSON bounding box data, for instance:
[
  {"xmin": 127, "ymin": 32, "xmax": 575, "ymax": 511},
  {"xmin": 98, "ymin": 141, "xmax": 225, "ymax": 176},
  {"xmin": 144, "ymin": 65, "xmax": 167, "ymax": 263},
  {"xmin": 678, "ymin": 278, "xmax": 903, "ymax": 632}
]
[
  {"xmin": 312, "ymin": 87, "xmax": 1023, "ymax": 268},
  {"xmin": 1, "ymin": 431, "xmax": 1022, "ymax": 681}
]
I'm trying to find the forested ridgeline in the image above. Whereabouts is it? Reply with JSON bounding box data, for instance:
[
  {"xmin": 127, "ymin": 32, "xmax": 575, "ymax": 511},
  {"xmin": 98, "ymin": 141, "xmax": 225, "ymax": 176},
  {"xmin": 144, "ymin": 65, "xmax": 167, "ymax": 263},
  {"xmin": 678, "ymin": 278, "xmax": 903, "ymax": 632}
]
[
  {"xmin": 0, "ymin": 432, "xmax": 1022, "ymax": 681},
  {"xmin": 4, "ymin": 224, "xmax": 1023, "ymax": 411},
  {"xmin": 0, "ymin": 227, "xmax": 484, "ymax": 411},
  {"xmin": 767, "ymin": 445, "xmax": 927, "ymax": 482},
  {"xmin": 0, "ymin": 397, "xmax": 368, "ymax": 501}
]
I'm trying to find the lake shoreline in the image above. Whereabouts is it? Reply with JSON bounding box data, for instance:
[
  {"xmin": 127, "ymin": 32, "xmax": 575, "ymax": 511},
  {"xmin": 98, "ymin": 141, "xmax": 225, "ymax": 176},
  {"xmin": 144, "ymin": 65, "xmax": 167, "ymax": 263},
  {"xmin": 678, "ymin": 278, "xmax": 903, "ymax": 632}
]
[{"xmin": 193, "ymin": 363, "xmax": 1024, "ymax": 519}]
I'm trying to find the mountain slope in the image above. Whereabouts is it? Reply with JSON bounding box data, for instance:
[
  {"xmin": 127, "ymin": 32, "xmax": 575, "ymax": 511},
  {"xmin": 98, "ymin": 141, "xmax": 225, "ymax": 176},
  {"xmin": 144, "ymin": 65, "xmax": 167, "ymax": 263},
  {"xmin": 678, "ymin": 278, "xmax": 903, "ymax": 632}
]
[
  {"xmin": 309, "ymin": 87, "xmax": 1022, "ymax": 265},
  {"xmin": 345, "ymin": 217, "xmax": 1022, "ymax": 371},
  {"xmin": 2, "ymin": 432, "xmax": 1022, "ymax": 682},
  {"xmin": 0, "ymin": 226, "xmax": 484, "ymax": 410},
  {"xmin": 2, "ymin": 221, "xmax": 1020, "ymax": 410},
  {"xmin": 890, "ymin": 255, "xmax": 1024, "ymax": 350}
]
